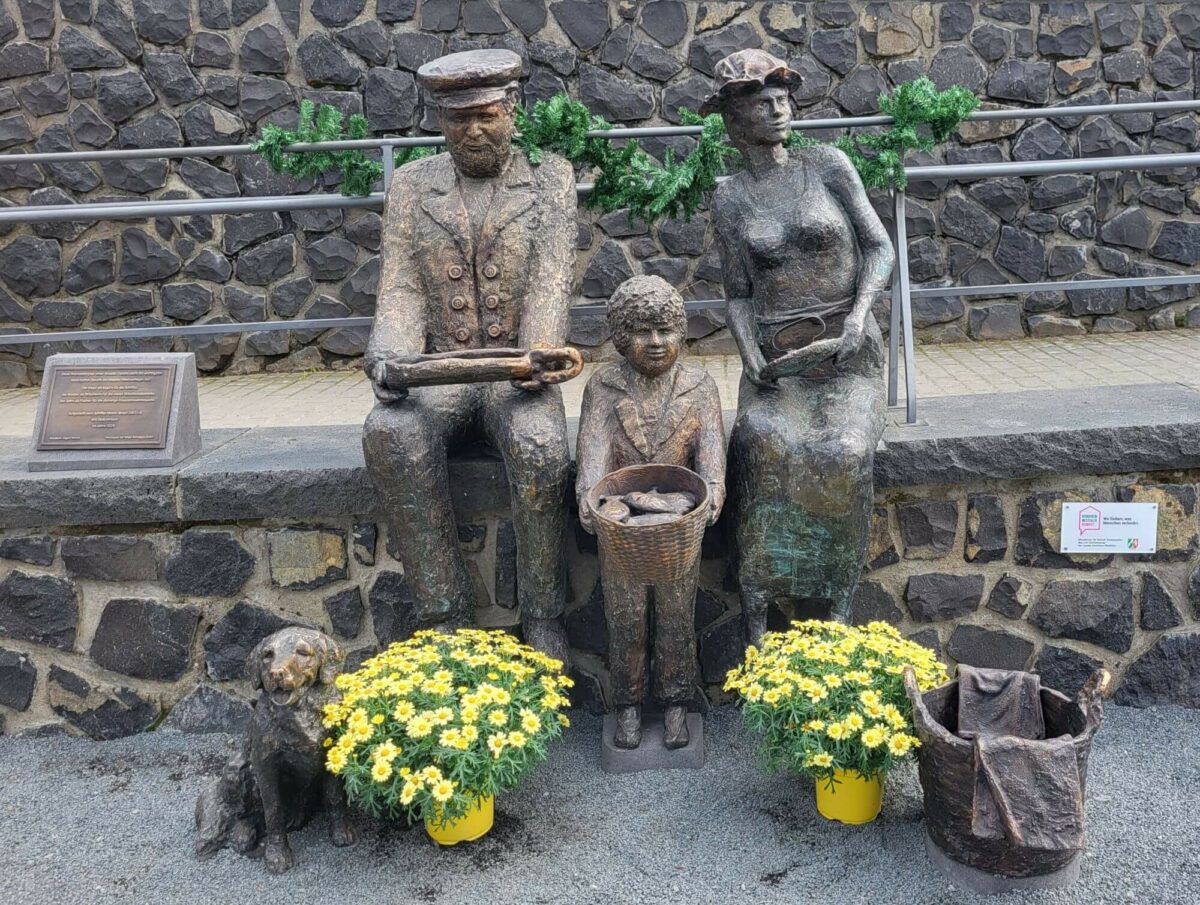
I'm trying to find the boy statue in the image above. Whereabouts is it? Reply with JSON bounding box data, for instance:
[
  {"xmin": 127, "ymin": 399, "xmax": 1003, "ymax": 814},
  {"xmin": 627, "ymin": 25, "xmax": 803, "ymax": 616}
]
[{"xmin": 576, "ymin": 276, "xmax": 727, "ymax": 750}]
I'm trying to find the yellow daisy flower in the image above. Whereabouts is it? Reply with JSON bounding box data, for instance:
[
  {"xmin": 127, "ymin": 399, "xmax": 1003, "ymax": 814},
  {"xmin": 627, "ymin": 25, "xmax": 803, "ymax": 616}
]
[
  {"xmin": 431, "ymin": 779, "xmax": 456, "ymax": 803},
  {"xmin": 406, "ymin": 714, "xmax": 434, "ymax": 738},
  {"xmin": 861, "ymin": 726, "xmax": 888, "ymax": 748},
  {"xmin": 394, "ymin": 700, "xmax": 416, "ymax": 722}
]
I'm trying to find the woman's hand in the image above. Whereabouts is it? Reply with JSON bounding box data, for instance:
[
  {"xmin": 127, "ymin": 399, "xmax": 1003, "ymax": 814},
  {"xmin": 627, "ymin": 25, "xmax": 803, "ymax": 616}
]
[
  {"xmin": 836, "ymin": 311, "xmax": 867, "ymax": 364},
  {"xmin": 742, "ymin": 346, "xmax": 777, "ymax": 389}
]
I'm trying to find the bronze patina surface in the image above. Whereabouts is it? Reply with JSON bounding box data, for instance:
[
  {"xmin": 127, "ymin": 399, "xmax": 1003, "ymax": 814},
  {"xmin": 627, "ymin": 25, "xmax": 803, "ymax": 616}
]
[
  {"xmin": 37, "ymin": 363, "xmax": 177, "ymax": 450},
  {"xmin": 576, "ymin": 276, "xmax": 726, "ymax": 751},
  {"xmin": 195, "ymin": 628, "xmax": 357, "ymax": 875},
  {"xmin": 361, "ymin": 50, "xmax": 577, "ymax": 660},
  {"xmin": 905, "ymin": 667, "xmax": 1108, "ymax": 882},
  {"xmin": 708, "ymin": 49, "xmax": 895, "ymax": 644}
]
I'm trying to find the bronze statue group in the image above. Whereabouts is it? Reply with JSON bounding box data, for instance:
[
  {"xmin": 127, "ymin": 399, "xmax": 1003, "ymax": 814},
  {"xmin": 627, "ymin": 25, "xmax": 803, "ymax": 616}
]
[{"xmin": 361, "ymin": 46, "xmax": 891, "ymax": 751}]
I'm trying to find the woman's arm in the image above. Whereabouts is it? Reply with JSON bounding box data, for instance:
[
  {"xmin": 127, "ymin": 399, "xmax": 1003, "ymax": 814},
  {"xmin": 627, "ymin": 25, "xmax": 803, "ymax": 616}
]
[
  {"xmin": 715, "ymin": 224, "xmax": 773, "ymax": 388},
  {"xmin": 822, "ymin": 148, "xmax": 895, "ymax": 362}
]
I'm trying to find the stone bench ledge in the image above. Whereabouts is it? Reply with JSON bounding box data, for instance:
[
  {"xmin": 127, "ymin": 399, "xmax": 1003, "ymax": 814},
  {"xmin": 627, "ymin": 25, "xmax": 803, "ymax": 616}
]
[{"xmin": 2, "ymin": 384, "xmax": 1200, "ymax": 529}]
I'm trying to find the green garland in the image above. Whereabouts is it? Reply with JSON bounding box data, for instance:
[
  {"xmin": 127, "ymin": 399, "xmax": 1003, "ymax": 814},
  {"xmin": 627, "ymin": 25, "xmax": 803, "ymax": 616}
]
[
  {"xmin": 253, "ymin": 99, "xmax": 439, "ymax": 197},
  {"xmin": 822, "ymin": 78, "xmax": 980, "ymax": 189},
  {"xmin": 515, "ymin": 94, "xmax": 737, "ymax": 222},
  {"xmin": 253, "ymin": 78, "xmax": 977, "ymax": 218}
]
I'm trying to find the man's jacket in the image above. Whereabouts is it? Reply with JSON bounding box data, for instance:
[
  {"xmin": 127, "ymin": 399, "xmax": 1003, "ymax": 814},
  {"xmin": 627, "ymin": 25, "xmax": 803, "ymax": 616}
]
[{"xmin": 369, "ymin": 151, "xmax": 576, "ymax": 362}]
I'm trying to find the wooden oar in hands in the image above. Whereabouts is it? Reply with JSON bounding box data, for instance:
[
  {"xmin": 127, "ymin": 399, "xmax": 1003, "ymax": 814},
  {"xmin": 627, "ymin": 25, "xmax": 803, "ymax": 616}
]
[{"xmin": 375, "ymin": 347, "xmax": 584, "ymax": 397}]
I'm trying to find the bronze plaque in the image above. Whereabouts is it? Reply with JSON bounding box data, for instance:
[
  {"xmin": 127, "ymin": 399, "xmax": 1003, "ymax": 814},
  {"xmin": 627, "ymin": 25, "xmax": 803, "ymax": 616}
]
[{"xmin": 37, "ymin": 363, "xmax": 178, "ymax": 451}]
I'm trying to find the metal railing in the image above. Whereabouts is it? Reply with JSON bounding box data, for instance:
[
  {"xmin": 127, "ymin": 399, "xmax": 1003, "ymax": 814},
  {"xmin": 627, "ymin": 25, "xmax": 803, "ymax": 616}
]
[{"xmin": 2, "ymin": 98, "xmax": 1200, "ymax": 425}]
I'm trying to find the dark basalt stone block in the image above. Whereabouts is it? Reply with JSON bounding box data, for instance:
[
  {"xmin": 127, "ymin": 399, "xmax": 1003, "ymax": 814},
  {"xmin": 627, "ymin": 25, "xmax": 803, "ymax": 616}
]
[
  {"xmin": 160, "ymin": 683, "xmax": 252, "ymax": 734},
  {"xmin": 1115, "ymin": 631, "xmax": 1200, "ymax": 708},
  {"xmin": 164, "ymin": 529, "xmax": 255, "ymax": 598},
  {"xmin": 90, "ymin": 598, "xmax": 200, "ymax": 681},
  {"xmin": 0, "ymin": 570, "xmax": 77, "ymax": 650},
  {"xmin": 47, "ymin": 665, "xmax": 159, "ymax": 740},
  {"xmin": 1029, "ymin": 578, "xmax": 1134, "ymax": 653}
]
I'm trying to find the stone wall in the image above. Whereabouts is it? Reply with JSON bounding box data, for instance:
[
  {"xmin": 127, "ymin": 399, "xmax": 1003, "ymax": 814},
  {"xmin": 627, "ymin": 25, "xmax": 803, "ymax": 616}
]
[
  {"xmin": 2, "ymin": 467, "xmax": 1199, "ymax": 738},
  {"xmin": 1, "ymin": 1, "xmax": 1200, "ymax": 385}
]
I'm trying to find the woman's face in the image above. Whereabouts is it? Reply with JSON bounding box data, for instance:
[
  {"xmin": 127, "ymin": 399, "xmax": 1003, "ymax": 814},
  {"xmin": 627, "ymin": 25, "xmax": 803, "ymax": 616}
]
[{"xmin": 725, "ymin": 85, "xmax": 792, "ymax": 148}]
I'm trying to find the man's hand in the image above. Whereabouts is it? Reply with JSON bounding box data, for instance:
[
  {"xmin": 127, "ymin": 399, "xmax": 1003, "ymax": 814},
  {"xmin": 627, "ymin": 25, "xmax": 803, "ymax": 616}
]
[
  {"xmin": 836, "ymin": 311, "xmax": 867, "ymax": 364},
  {"xmin": 366, "ymin": 359, "xmax": 408, "ymax": 404},
  {"xmin": 512, "ymin": 347, "xmax": 583, "ymax": 392}
]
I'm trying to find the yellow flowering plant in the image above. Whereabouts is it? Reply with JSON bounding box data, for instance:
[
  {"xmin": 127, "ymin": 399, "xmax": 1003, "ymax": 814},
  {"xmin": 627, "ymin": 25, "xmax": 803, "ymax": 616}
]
[
  {"xmin": 724, "ymin": 620, "xmax": 948, "ymax": 787},
  {"xmin": 322, "ymin": 629, "xmax": 572, "ymax": 826}
]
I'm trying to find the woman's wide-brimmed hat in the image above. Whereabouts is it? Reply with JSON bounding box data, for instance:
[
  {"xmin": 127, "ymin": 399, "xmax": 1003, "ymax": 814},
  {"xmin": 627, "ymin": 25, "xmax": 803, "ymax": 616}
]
[{"xmin": 699, "ymin": 48, "xmax": 801, "ymax": 116}]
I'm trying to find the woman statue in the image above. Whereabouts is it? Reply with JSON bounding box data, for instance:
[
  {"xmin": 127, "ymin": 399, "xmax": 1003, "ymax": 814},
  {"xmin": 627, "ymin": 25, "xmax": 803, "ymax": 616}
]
[{"xmin": 703, "ymin": 50, "xmax": 895, "ymax": 645}]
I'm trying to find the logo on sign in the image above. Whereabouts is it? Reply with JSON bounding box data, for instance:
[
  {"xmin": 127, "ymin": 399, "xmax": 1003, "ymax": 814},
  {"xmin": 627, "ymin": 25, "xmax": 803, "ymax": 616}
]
[
  {"xmin": 1128, "ymin": 538, "xmax": 1139, "ymax": 550},
  {"xmin": 1078, "ymin": 506, "xmax": 1101, "ymax": 534}
]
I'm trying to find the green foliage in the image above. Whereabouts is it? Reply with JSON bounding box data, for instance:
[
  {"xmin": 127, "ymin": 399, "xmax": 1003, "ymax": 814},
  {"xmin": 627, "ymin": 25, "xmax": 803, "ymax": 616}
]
[
  {"xmin": 725, "ymin": 620, "xmax": 949, "ymax": 783},
  {"xmin": 252, "ymin": 98, "xmax": 438, "ymax": 197},
  {"xmin": 516, "ymin": 94, "xmax": 739, "ymax": 223},
  {"xmin": 831, "ymin": 77, "xmax": 980, "ymax": 189},
  {"xmin": 254, "ymin": 78, "xmax": 978, "ymax": 208}
]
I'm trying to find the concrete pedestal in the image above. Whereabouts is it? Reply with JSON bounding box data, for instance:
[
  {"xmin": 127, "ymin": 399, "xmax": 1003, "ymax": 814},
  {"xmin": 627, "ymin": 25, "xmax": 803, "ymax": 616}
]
[
  {"xmin": 28, "ymin": 353, "xmax": 201, "ymax": 472},
  {"xmin": 600, "ymin": 712, "xmax": 705, "ymax": 774}
]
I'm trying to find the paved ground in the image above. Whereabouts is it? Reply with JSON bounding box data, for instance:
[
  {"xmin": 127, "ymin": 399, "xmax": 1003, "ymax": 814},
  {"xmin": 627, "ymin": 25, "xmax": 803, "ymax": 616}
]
[
  {"xmin": 2, "ymin": 331, "xmax": 1200, "ymax": 437},
  {"xmin": 0, "ymin": 706, "xmax": 1197, "ymax": 905}
]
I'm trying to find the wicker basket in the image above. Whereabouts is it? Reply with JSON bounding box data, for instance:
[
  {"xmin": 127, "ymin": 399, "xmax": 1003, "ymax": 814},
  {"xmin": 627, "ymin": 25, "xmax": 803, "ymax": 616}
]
[{"xmin": 586, "ymin": 464, "xmax": 710, "ymax": 583}]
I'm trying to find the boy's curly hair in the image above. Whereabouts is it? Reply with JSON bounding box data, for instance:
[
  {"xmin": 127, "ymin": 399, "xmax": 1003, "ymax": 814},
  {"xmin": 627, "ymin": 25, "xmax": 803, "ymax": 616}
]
[{"xmin": 607, "ymin": 275, "xmax": 687, "ymax": 356}]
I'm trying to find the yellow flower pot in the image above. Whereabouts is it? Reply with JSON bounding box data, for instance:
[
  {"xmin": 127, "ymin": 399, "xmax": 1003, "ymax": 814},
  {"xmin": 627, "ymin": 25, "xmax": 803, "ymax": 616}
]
[
  {"xmin": 425, "ymin": 795, "xmax": 495, "ymax": 845},
  {"xmin": 815, "ymin": 769, "xmax": 883, "ymax": 825}
]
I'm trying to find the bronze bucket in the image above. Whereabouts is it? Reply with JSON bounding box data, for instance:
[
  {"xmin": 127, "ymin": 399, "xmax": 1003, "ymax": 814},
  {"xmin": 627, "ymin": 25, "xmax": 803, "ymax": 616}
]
[
  {"xmin": 587, "ymin": 464, "xmax": 710, "ymax": 584},
  {"xmin": 902, "ymin": 668, "xmax": 1109, "ymax": 881}
]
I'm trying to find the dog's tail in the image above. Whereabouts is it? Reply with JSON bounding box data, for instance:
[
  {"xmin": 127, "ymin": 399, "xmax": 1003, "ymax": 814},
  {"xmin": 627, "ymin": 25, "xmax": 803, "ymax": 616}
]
[{"xmin": 195, "ymin": 744, "xmax": 257, "ymax": 859}]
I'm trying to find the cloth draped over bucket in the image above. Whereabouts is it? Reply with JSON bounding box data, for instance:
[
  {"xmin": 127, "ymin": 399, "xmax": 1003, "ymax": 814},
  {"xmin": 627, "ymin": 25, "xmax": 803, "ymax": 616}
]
[{"xmin": 957, "ymin": 666, "xmax": 1084, "ymax": 854}]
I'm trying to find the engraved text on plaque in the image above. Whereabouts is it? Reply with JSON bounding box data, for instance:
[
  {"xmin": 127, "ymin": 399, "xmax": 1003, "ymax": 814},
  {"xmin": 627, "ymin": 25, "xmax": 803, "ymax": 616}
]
[{"xmin": 36, "ymin": 364, "xmax": 178, "ymax": 451}]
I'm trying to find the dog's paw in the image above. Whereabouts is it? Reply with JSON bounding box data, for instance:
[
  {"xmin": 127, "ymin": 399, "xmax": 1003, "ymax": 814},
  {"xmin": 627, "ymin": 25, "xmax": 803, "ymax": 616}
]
[
  {"xmin": 263, "ymin": 836, "xmax": 295, "ymax": 875},
  {"xmin": 231, "ymin": 818, "xmax": 259, "ymax": 854},
  {"xmin": 330, "ymin": 818, "xmax": 359, "ymax": 848}
]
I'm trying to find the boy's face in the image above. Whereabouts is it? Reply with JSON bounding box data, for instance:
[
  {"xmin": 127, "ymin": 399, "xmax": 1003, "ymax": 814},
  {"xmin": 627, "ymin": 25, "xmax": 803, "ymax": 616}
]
[{"xmin": 623, "ymin": 313, "xmax": 683, "ymax": 378}]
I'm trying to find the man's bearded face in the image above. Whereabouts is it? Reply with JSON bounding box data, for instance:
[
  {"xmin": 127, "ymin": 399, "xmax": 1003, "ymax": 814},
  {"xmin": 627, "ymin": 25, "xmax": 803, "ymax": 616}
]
[{"xmin": 441, "ymin": 98, "xmax": 516, "ymax": 178}]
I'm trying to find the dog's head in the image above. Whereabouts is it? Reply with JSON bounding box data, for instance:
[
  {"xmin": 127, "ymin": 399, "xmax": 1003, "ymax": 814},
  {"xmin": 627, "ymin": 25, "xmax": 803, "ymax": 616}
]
[{"xmin": 247, "ymin": 627, "xmax": 344, "ymax": 707}]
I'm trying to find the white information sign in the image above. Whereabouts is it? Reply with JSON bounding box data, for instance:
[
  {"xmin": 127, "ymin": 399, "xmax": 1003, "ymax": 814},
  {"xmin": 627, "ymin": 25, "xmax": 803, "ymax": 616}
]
[{"xmin": 1059, "ymin": 502, "xmax": 1158, "ymax": 554}]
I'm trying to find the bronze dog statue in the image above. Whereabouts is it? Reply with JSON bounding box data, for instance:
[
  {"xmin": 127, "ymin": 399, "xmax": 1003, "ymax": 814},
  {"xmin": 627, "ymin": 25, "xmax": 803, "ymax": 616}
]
[{"xmin": 194, "ymin": 627, "xmax": 359, "ymax": 874}]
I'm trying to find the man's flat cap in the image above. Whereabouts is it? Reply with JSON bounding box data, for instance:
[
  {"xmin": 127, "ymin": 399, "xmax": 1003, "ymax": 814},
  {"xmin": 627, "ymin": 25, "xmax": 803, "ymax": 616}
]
[{"xmin": 418, "ymin": 50, "xmax": 522, "ymax": 109}]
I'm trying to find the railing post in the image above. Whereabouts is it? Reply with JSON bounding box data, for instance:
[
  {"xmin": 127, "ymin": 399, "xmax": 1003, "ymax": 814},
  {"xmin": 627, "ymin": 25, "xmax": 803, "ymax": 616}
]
[
  {"xmin": 381, "ymin": 139, "xmax": 395, "ymax": 191},
  {"xmin": 888, "ymin": 189, "xmax": 902, "ymax": 408},
  {"xmin": 893, "ymin": 188, "xmax": 918, "ymax": 424}
]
